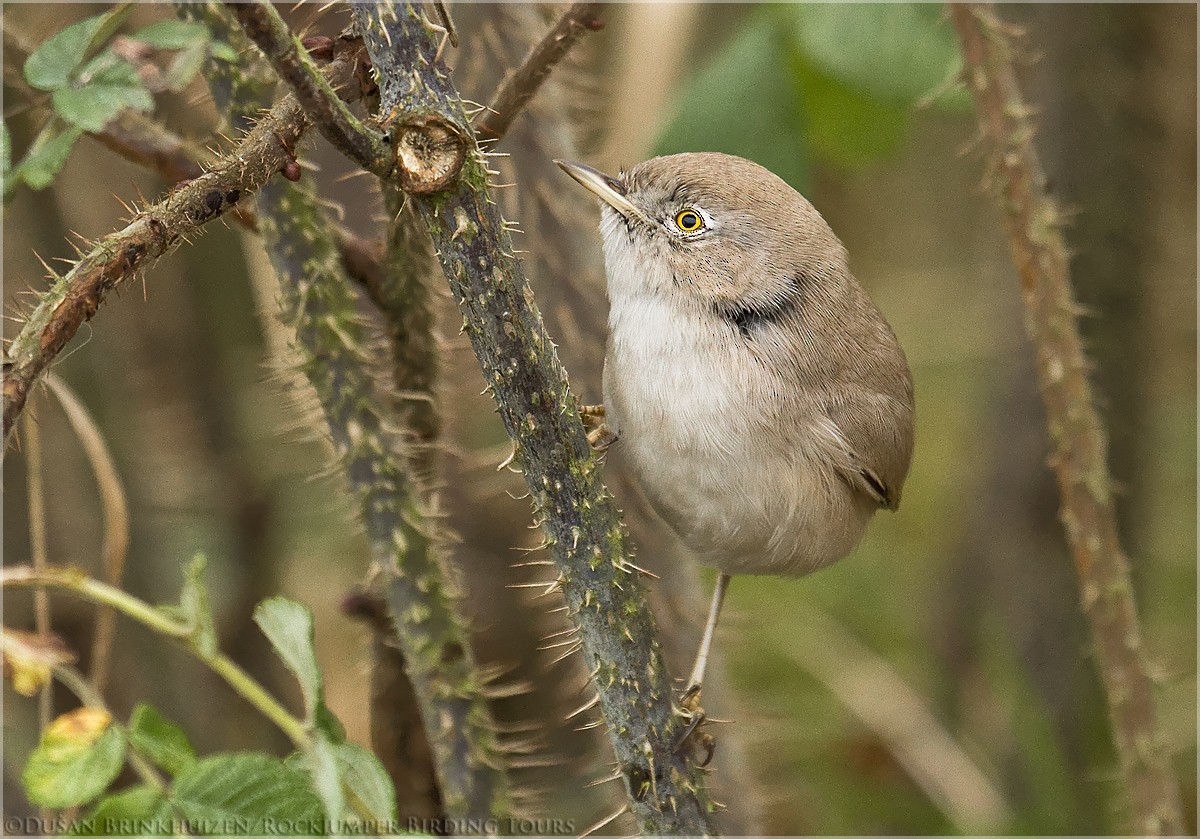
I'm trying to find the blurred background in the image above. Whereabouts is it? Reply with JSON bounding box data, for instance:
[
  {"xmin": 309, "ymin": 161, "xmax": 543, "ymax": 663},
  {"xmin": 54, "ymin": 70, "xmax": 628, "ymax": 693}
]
[{"xmin": 3, "ymin": 3, "xmax": 1196, "ymax": 835}]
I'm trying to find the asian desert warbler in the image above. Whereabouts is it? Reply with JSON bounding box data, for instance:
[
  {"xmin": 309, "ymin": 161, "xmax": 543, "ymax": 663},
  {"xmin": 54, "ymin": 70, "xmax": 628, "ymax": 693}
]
[{"xmin": 555, "ymin": 152, "xmax": 915, "ymax": 715}]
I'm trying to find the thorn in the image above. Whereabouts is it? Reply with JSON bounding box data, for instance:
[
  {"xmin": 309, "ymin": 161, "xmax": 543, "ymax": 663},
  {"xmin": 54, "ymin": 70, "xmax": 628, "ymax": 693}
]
[
  {"xmin": 586, "ymin": 769, "xmax": 623, "ymax": 788},
  {"xmin": 576, "ymin": 664, "xmax": 600, "ymax": 695},
  {"xmin": 564, "ymin": 693, "xmax": 600, "ymax": 720},
  {"xmin": 538, "ymin": 636, "xmax": 581, "ymax": 652},
  {"xmin": 620, "ymin": 560, "xmax": 660, "ymax": 580},
  {"xmin": 538, "ymin": 625, "xmax": 578, "ymax": 642},
  {"xmin": 547, "ymin": 640, "xmax": 582, "ymax": 666},
  {"xmin": 579, "ymin": 806, "xmax": 629, "ymax": 838}
]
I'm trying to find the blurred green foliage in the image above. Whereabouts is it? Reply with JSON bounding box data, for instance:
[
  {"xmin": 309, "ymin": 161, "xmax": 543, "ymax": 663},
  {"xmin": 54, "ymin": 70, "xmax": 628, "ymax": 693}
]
[{"xmin": 656, "ymin": 5, "xmax": 968, "ymax": 187}]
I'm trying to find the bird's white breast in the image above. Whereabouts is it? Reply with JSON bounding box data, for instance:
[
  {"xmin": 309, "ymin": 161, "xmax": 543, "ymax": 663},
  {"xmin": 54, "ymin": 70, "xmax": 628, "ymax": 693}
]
[{"xmin": 599, "ymin": 223, "xmax": 873, "ymax": 576}]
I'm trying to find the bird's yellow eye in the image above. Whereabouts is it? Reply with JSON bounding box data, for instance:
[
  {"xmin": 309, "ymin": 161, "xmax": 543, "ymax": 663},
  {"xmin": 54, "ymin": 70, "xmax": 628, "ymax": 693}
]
[{"xmin": 674, "ymin": 209, "xmax": 704, "ymax": 232}]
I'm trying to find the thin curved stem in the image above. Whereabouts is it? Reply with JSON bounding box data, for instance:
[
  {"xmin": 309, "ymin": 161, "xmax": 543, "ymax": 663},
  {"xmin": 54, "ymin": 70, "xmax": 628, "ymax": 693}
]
[{"xmin": 2, "ymin": 566, "xmax": 308, "ymax": 748}]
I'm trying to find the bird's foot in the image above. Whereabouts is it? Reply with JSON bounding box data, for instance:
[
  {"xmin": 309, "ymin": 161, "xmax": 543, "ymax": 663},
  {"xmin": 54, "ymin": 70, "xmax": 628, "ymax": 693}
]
[
  {"xmin": 580, "ymin": 404, "xmax": 617, "ymax": 452},
  {"xmin": 673, "ymin": 684, "xmax": 716, "ymax": 766}
]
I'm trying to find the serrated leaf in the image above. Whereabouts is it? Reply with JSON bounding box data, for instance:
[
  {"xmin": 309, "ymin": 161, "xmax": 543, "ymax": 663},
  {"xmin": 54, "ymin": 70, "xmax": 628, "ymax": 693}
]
[
  {"xmin": 53, "ymin": 74, "xmax": 153, "ymax": 132},
  {"xmin": 25, "ymin": 8, "xmax": 132, "ymax": 91},
  {"xmin": 23, "ymin": 708, "xmax": 126, "ymax": 808},
  {"xmin": 170, "ymin": 752, "xmax": 326, "ymax": 835},
  {"xmin": 130, "ymin": 19, "xmax": 210, "ymax": 50},
  {"xmin": 333, "ymin": 742, "xmax": 396, "ymax": 825},
  {"xmin": 180, "ymin": 554, "xmax": 218, "ymax": 657},
  {"xmin": 306, "ymin": 734, "xmax": 345, "ymax": 825},
  {"xmin": 787, "ymin": 4, "xmax": 966, "ymax": 109},
  {"xmin": 253, "ymin": 598, "xmax": 322, "ymax": 721},
  {"xmin": 128, "ymin": 704, "xmax": 196, "ymax": 776},
  {"xmin": 654, "ymin": 12, "xmax": 809, "ymax": 192},
  {"xmin": 164, "ymin": 43, "xmax": 207, "ymax": 93},
  {"xmin": 16, "ymin": 125, "xmax": 84, "ymax": 190},
  {"xmin": 71, "ymin": 786, "xmax": 168, "ymax": 836}
]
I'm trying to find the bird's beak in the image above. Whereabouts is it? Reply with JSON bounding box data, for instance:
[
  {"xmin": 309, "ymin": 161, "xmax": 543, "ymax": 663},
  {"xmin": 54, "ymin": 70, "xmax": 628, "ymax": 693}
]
[{"xmin": 554, "ymin": 159, "xmax": 646, "ymax": 223}]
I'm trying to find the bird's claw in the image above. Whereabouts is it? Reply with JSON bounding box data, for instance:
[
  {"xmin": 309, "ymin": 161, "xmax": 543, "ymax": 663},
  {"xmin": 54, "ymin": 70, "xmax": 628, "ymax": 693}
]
[
  {"xmin": 673, "ymin": 685, "xmax": 716, "ymax": 766},
  {"xmin": 580, "ymin": 404, "xmax": 617, "ymax": 451},
  {"xmin": 586, "ymin": 425, "xmax": 617, "ymax": 451}
]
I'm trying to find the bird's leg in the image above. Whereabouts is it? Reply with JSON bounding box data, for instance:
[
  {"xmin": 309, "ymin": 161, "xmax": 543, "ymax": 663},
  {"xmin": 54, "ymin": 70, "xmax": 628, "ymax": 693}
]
[
  {"xmin": 579, "ymin": 403, "xmax": 617, "ymax": 451},
  {"xmin": 674, "ymin": 573, "xmax": 730, "ymax": 758}
]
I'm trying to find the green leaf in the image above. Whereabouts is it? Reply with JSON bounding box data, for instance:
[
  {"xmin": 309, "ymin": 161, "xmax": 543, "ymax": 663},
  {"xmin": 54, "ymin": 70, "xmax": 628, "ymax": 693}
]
[
  {"xmin": 71, "ymin": 786, "xmax": 168, "ymax": 836},
  {"xmin": 209, "ymin": 40, "xmax": 240, "ymax": 63},
  {"xmin": 332, "ymin": 742, "xmax": 396, "ymax": 825},
  {"xmin": 254, "ymin": 597, "xmax": 322, "ymax": 721},
  {"xmin": 786, "ymin": 4, "xmax": 966, "ymax": 109},
  {"xmin": 314, "ymin": 702, "xmax": 345, "ymax": 743},
  {"xmin": 790, "ymin": 52, "xmax": 910, "ymax": 169},
  {"xmin": 170, "ymin": 752, "xmax": 326, "ymax": 835},
  {"xmin": 654, "ymin": 12, "xmax": 809, "ymax": 192},
  {"xmin": 128, "ymin": 704, "xmax": 196, "ymax": 777},
  {"xmin": 130, "ymin": 19, "xmax": 210, "ymax": 50},
  {"xmin": 52, "ymin": 68, "xmax": 153, "ymax": 132},
  {"xmin": 16, "ymin": 125, "xmax": 84, "ymax": 191},
  {"xmin": 306, "ymin": 734, "xmax": 345, "ymax": 825},
  {"xmin": 24, "ymin": 8, "xmax": 132, "ymax": 91},
  {"xmin": 23, "ymin": 708, "xmax": 127, "ymax": 808},
  {"xmin": 164, "ymin": 43, "xmax": 208, "ymax": 93},
  {"xmin": 180, "ymin": 554, "xmax": 218, "ymax": 656}
]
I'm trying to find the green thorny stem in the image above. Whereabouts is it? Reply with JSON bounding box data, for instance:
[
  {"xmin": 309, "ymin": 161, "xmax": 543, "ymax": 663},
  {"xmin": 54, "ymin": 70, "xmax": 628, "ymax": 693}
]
[
  {"xmin": 194, "ymin": 1, "xmax": 510, "ymax": 821},
  {"xmin": 353, "ymin": 3, "xmax": 715, "ymax": 834},
  {"xmin": 949, "ymin": 5, "xmax": 1184, "ymax": 835},
  {"xmin": 256, "ymin": 171, "xmax": 510, "ymax": 822}
]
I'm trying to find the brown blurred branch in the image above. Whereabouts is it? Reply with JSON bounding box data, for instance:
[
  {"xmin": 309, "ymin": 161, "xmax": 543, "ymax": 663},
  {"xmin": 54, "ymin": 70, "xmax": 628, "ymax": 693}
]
[
  {"xmin": 342, "ymin": 590, "xmax": 445, "ymax": 824},
  {"xmin": 0, "ymin": 46, "xmax": 366, "ymax": 448},
  {"xmin": 472, "ymin": 2, "xmax": 605, "ymax": 145},
  {"xmin": 949, "ymin": 5, "xmax": 1184, "ymax": 835}
]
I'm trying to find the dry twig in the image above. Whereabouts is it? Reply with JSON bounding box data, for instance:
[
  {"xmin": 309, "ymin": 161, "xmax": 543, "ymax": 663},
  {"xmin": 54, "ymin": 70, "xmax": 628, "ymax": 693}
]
[{"xmin": 473, "ymin": 2, "xmax": 605, "ymax": 145}]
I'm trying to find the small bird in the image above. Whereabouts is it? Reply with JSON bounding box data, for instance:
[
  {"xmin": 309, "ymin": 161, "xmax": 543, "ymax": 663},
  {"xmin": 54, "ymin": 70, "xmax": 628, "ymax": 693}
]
[{"xmin": 556, "ymin": 153, "xmax": 915, "ymax": 734}]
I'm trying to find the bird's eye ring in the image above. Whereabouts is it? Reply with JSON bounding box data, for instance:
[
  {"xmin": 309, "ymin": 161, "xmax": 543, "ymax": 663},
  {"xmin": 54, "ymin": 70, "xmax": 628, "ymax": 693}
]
[{"xmin": 674, "ymin": 209, "xmax": 705, "ymax": 233}]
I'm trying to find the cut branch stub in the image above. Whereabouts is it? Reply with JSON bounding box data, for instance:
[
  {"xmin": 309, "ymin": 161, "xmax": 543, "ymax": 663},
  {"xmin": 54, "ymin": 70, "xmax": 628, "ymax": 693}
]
[{"xmin": 392, "ymin": 114, "xmax": 468, "ymax": 194}]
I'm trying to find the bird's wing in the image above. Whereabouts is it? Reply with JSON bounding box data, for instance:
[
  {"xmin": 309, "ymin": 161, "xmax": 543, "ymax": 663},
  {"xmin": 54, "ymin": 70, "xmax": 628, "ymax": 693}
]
[{"xmin": 820, "ymin": 388, "xmax": 914, "ymax": 511}]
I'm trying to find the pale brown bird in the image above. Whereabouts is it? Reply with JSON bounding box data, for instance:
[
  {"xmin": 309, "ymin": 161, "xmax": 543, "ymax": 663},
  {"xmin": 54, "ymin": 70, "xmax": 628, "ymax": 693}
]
[{"xmin": 557, "ymin": 152, "xmax": 915, "ymax": 731}]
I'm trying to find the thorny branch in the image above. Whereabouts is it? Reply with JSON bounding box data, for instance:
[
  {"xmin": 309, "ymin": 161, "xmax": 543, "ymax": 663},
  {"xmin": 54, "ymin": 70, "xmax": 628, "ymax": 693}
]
[
  {"xmin": 196, "ymin": 0, "xmax": 504, "ymax": 819},
  {"xmin": 352, "ymin": 3, "xmax": 714, "ymax": 834},
  {"xmin": 1, "ymin": 41, "xmax": 369, "ymax": 448},
  {"xmin": 226, "ymin": 0, "xmax": 391, "ymax": 175},
  {"xmin": 472, "ymin": 2, "xmax": 605, "ymax": 145},
  {"xmin": 949, "ymin": 5, "xmax": 1184, "ymax": 835}
]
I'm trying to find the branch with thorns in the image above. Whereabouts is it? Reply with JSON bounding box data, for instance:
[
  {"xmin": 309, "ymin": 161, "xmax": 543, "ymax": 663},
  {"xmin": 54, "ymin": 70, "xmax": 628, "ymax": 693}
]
[
  {"xmin": 1, "ymin": 38, "xmax": 371, "ymax": 446},
  {"xmin": 949, "ymin": 5, "xmax": 1183, "ymax": 835}
]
